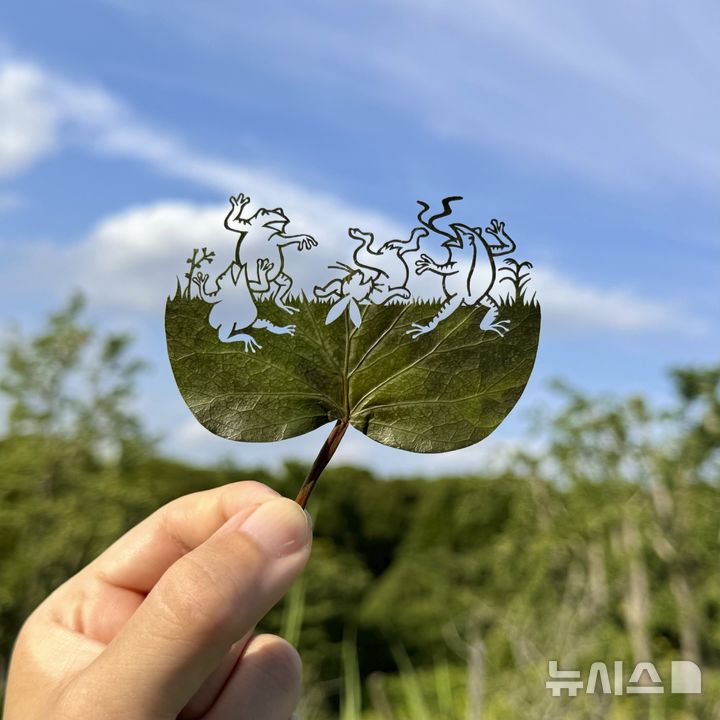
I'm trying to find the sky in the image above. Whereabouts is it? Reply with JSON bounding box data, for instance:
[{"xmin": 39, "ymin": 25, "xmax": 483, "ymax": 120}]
[{"xmin": 0, "ymin": 0, "xmax": 718, "ymax": 475}]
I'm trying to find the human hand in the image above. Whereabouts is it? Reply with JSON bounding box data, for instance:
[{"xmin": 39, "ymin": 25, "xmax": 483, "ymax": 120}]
[{"xmin": 3, "ymin": 482, "xmax": 312, "ymax": 720}]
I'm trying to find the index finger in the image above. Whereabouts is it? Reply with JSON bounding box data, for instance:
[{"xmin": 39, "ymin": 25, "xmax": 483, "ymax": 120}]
[{"xmin": 84, "ymin": 481, "xmax": 279, "ymax": 593}]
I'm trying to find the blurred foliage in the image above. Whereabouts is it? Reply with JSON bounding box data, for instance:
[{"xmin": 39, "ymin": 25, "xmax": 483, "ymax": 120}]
[{"xmin": 1, "ymin": 297, "xmax": 719, "ymax": 719}]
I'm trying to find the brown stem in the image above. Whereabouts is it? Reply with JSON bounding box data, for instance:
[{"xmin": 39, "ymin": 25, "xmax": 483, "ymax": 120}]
[{"xmin": 294, "ymin": 419, "xmax": 349, "ymax": 508}]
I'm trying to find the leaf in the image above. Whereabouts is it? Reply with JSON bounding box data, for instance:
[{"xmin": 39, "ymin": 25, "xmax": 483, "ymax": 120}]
[{"xmin": 165, "ymin": 297, "xmax": 540, "ymax": 453}]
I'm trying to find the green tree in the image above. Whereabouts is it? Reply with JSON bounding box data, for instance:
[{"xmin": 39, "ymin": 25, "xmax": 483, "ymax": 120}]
[
  {"xmin": 0, "ymin": 294, "xmax": 149, "ymax": 475},
  {"xmin": 0, "ymin": 295, "xmax": 153, "ymax": 690}
]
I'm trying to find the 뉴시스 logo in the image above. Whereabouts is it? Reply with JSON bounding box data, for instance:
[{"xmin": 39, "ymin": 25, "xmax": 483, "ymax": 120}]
[{"xmin": 546, "ymin": 659, "xmax": 702, "ymax": 697}]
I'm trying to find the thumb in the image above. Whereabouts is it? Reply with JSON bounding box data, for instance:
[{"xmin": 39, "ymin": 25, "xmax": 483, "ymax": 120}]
[{"xmin": 80, "ymin": 497, "xmax": 312, "ymax": 718}]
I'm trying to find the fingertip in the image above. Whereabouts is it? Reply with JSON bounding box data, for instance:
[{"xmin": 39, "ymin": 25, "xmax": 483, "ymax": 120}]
[
  {"xmin": 233, "ymin": 498, "xmax": 313, "ymax": 558},
  {"xmin": 246, "ymin": 633, "xmax": 303, "ymax": 697},
  {"xmin": 205, "ymin": 634, "xmax": 303, "ymax": 720}
]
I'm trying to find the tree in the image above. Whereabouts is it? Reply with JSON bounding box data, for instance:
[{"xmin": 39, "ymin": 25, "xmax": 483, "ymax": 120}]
[
  {"xmin": 0, "ymin": 295, "xmax": 152, "ymax": 690},
  {"xmin": 0, "ymin": 294, "xmax": 150, "ymax": 479}
]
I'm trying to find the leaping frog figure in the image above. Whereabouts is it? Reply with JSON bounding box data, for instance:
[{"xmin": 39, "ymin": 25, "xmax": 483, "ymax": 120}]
[{"xmin": 407, "ymin": 217, "xmax": 516, "ymax": 339}]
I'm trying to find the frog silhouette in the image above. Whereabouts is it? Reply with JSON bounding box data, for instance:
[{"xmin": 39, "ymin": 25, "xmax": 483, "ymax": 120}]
[
  {"xmin": 407, "ymin": 223, "xmax": 512, "ymax": 338},
  {"xmin": 195, "ymin": 258, "xmax": 296, "ymax": 353},
  {"xmin": 406, "ymin": 198, "xmax": 515, "ymax": 338}
]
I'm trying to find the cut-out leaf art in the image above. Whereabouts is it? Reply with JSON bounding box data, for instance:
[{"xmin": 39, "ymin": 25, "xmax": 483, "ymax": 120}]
[{"xmin": 166, "ymin": 194, "xmax": 541, "ymax": 505}]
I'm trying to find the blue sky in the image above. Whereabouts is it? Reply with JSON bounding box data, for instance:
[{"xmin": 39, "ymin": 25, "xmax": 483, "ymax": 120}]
[{"xmin": 1, "ymin": 1, "xmax": 718, "ymax": 474}]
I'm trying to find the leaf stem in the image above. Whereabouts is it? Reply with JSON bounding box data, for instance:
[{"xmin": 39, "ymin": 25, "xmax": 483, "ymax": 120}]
[{"xmin": 294, "ymin": 419, "xmax": 349, "ymax": 508}]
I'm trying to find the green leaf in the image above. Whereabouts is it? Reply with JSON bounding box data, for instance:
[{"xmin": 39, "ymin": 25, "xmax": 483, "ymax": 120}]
[{"xmin": 165, "ymin": 297, "xmax": 540, "ymax": 453}]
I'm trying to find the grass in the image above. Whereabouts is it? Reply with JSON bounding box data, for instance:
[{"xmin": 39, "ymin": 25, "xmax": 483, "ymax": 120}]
[
  {"xmin": 499, "ymin": 257, "xmax": 537, "ymax": 307},
  {"xmin": 277, "ymin": 570, "xmax": 719, "ymax": 720}
]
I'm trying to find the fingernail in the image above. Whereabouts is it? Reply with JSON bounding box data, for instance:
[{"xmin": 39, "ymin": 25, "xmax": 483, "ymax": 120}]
[{"xmin": 239, "ymin": 498, "xmax": 312, "ymax": 557}]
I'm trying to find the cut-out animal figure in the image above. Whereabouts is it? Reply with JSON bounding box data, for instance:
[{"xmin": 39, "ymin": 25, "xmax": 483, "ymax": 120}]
[
  {"xmin": 314, "ymin": 224, "xmax": 429, "ymax": 326},
  {"xmin": 314, "ymin": 262, "xmax": 380, "ymax": 328},
  {"xmin": 346, "ymin": 226, "xmax": 428, "ymax": 304},
  {"xmin": 220, "ymin": 193, "xmax": 317, "ymax": 314},
  {"xmin": 407, "ymin": 219, "xmax": 516, "ymax": 339},
  {"xmin": 195, "ymin": 259, "xmax": 295, "ymax": 352}
]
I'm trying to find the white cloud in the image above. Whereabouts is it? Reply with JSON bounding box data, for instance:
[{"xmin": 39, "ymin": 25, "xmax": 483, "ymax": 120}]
[
  {"xmin": 2, "ymin": 190, "xmax": 706, "ymax": 335},
  {"xmin": 0, "ymin": 63, "xmax": 60, "ymax": 176},
  {"xmin": 0, "ymin": 56, "xmax": 417, "ymax": 307},
  {"xmin": 91, "ymin": 1, "xmax": 720, "ymax": 192},
  {"xmin": 60, "ymin": 201, "xmax": 696, "ymax": 337},
  {"xmin": 378, "ymin": 2, "xmax": 720, "ymax": 189},
  {"xmin": 532, "ymin": 268, "xmax": 706, "ymax": 335},
  {"xmin": 0, "ymin": 59, "xmax": 386, "ymax": 222},
  {"xmin": 0, "ymin": 58, "xmax": 187, "ymax": 181},
  {"xmin": 0, "ymin": 56, "xmax": 703, "ymax": 337},
  {"xmin": 80, "ymin": 202, "xmax": 224, "ymax": 310},
  {"xmin": 7, "ymin": 0, "xmax": 720, "ymax": 198},
  {"xmin": 68, "ymin": 199, "xmax": 407, "ymax": 314},
  {"xmin": 0, "ymin": 198, "xmax": 700, "ymax": 339}
]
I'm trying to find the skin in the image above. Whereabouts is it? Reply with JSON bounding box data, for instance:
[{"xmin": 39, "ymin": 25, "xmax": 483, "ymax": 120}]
[{"xmin": 3, "ymin": 482, "xmax": 313, "ymax": 720}]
